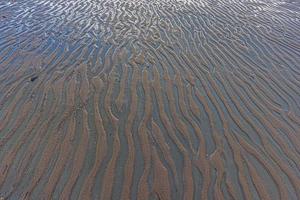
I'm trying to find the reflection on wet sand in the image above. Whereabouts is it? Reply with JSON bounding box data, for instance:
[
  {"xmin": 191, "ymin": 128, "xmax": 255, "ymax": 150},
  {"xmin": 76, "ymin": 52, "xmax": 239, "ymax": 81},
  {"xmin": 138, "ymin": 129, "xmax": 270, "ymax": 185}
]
[{"xmin": 0, "ymin": 0, "xmax": 300, "ymax": 199}]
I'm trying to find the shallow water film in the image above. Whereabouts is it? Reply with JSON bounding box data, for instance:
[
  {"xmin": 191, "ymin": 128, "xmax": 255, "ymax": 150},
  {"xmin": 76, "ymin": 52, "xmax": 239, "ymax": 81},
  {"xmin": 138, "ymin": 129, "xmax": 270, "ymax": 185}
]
[{"xmin": 0, "ymin": 0, "xmax": 300, "ymax": 199}]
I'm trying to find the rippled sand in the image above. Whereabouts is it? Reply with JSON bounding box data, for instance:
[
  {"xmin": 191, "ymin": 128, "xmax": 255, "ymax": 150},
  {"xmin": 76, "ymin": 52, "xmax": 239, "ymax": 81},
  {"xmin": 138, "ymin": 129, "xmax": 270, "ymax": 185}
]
[{"xmin": 0, "ymin": 0, "xmax": 300, "ymax": 199}]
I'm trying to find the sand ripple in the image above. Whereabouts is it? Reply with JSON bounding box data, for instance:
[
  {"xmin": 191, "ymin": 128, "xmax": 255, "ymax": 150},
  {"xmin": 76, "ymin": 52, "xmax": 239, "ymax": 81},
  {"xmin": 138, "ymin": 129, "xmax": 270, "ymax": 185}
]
[{"xmin": 0, "ymin": 0, "xmax": 300, "ymax": 199}]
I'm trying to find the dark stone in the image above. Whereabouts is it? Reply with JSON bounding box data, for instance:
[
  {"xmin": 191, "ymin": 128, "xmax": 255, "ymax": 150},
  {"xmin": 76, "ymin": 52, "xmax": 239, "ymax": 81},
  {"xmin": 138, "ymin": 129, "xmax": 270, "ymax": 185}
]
[{"xmin": 30, "ymin": 76, "xmax": 38, "ymax": 82}]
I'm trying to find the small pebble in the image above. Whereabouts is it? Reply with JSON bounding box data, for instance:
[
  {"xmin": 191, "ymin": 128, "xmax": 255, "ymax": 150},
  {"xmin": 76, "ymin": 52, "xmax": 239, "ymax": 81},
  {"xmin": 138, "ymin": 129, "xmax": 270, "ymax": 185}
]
[{"xmin": 30, "ymin": 76, "xmax": 38, "ymax": 82}]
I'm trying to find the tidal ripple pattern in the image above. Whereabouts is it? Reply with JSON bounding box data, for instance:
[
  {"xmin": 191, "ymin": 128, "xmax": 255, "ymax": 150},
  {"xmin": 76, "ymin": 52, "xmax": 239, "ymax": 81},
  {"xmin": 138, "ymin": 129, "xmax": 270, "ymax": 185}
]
[{"xmin": 0, "ymin": 0, "xmax": 300, "ymax": 199}]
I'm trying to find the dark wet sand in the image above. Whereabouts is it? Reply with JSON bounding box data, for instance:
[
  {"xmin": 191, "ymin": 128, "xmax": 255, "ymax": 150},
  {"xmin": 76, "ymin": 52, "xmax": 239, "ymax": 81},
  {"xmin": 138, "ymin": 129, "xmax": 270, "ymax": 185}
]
[{"xmin": 0, "ymin": 0, "xmax": 300, "ymax": 199}]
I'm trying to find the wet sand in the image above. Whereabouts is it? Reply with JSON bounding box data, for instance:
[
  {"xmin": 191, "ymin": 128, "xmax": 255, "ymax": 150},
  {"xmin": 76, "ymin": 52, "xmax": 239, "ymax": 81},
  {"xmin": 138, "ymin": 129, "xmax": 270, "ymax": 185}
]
[{"xmin": 0, "ymin": 0, "xmax": 300, "ymax": 199}]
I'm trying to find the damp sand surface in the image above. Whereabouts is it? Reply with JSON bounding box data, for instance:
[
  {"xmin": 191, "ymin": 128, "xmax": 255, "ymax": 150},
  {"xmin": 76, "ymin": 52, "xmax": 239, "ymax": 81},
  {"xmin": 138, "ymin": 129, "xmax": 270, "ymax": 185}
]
[{"xmin": 0, "ymin": 0, "xmax": 300, "ymax": 199}]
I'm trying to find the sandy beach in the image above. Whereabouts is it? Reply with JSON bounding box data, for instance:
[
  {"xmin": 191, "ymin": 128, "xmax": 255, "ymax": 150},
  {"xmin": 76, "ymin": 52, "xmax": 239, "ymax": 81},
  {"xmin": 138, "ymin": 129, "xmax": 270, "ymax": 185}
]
[{"xmin": 0, "ymin": 0, "xmax": 300, "ymax": 199}]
